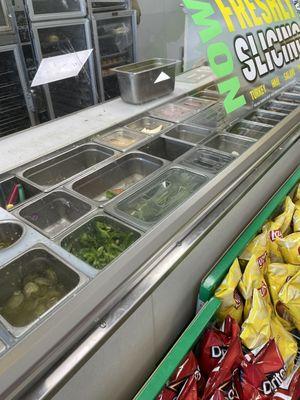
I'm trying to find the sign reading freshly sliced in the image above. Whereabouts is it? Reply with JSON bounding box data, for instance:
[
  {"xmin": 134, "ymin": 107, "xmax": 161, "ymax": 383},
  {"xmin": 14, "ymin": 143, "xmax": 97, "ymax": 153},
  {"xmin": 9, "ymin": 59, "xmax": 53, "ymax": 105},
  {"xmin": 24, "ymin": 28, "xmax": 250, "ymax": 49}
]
[{"xmin": 183, "ymin": 0, "xmax": 300, "ymax": 114}]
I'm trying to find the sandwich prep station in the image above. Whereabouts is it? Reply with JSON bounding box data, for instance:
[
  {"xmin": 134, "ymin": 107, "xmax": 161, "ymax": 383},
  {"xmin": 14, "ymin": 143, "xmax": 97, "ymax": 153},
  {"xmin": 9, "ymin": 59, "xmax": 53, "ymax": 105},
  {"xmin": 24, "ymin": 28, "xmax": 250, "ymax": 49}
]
[{"xmin": 0, "ymin": 69, "xmax": 299, "ymax": 400}]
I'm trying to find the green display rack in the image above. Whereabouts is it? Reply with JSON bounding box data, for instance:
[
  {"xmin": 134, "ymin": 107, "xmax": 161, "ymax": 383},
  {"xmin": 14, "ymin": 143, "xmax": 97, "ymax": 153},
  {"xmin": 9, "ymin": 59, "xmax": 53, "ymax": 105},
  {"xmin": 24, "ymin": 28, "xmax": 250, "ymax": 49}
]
[{"xmin": 134, "ymin": 167, "xmax": 299, "ymax": 400}]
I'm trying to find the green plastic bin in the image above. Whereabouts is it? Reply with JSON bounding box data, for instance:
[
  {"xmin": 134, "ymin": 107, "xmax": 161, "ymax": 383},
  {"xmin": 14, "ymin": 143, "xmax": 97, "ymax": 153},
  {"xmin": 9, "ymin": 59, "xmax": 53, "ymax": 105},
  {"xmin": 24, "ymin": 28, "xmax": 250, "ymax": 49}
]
[{"xmin": 135, "ymin": 167, "xmax": 299, "ymax": 400}]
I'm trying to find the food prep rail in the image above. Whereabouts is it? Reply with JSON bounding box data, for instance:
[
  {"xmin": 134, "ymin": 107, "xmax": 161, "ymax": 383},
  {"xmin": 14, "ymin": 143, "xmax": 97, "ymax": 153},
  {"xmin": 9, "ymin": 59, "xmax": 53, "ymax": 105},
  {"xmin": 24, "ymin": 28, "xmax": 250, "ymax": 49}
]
[{"xmin": 0, "ymin": 81, "xmax": 298, "ymax": 399}]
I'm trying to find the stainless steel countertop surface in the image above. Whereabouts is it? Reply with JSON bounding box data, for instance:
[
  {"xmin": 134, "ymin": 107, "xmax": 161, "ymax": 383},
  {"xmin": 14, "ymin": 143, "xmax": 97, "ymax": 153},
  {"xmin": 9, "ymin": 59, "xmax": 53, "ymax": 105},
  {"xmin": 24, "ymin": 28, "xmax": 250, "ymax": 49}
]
[{"xmin": 0, "ymin": 67, "xmax": 215, "ymax": 175}]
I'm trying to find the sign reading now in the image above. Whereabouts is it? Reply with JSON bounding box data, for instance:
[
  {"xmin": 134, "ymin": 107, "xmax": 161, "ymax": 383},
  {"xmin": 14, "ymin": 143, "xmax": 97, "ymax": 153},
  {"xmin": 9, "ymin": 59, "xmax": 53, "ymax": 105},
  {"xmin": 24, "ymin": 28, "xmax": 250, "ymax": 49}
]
[{"xmin": 31, "ymin": 49, "xmax": 93, "ymax": 87}]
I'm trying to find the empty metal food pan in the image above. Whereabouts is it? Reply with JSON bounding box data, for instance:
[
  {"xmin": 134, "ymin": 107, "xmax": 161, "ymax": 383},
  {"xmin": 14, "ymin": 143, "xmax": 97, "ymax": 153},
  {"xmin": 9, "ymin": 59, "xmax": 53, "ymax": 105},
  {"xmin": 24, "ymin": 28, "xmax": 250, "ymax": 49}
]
[
  {"xmin": 226, "ymin": 120, "xmax": 271, "ymax": 140},
  {"xmin": 0, "ymin": 246, "xmax": 87, "ymax": 338},
  {"xmin": 149, "ymin": 103, "xmax": 197, "ymax": 123},
  {"xmin": 68, "ymin": 152, "xmax": 165, "ymax": 207},
  {"xmin": 0, "ymin": 221, "xmax": 24, "ymax": 251},
  {"xmin": 14, "ymin": 190, "xmax": 94, "ymax": 239},
  {"xmin": 176, "ymin": 97, "xmax": 215, "ymax": 111},
  {"xmin": 92, "ymin": 128, "xmax": 149, "ymax": 153},
  {"xmin": 162, "ymin": 124, "xmax": 212, "ymax": 145},
  {"xmin": 203, "ymin": 134, "xmax": 255, "ymax": 157},
  {"xmin": 112, "ymin": 58, "xmax": 179, "ymax": 105},
  {"xmin": 125, "ymin": 117, "xmax": 174, "ymax": 136},
  {"xmin": 19, "ymin": 144, "xmax": 115, "ymax": 192},
  {"xmin": 185, "ymin": 102, "xmax": 226, "ymax": 129},
  {"xmin": 276, "ymin": 92, "xmax": 300, "ymax": 104},
  {"xmin": 180, "ymin": 147, "xmax": 235, "ymax": 175},
  {"xmin": 261, "ymin": 100, "xmax": 298, "ymax": 114},
  {"xmin": 0, "ymin": 176, "xmax": 41, "ymax": 211},
  {"xmin": 138, "ymin": 137, "xmax": 193, "ymax": 161},
  {"xmin": 59, "ymin": 212, "xmax": 141, "ymax": 272},
  {"xmin": 243, "ymin": 109, "xmax": 286, "ymax": 126},
  {"xmin": 105, "ymin": 166, "xmax": 209, "ymax": 231}
]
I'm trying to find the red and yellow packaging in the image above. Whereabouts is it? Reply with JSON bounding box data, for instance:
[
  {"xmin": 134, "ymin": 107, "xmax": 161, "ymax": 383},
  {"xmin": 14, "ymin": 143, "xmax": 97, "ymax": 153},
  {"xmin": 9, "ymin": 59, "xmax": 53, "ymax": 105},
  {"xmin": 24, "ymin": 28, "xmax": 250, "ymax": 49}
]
[
  {"xmin": 278, "ymin": 271, "xmax": 300, "ymax": 331},
  {"xmin": 278, "ymin": 233, "xmax": 300, "ymax": 265}
]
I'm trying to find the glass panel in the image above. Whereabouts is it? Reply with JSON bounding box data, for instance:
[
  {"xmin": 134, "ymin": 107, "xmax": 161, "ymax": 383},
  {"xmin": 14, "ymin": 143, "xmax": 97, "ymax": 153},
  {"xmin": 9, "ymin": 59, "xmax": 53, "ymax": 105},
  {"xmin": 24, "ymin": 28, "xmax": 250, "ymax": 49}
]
[
  {"xmin": 37, "ymin": 24, "xmax": 94, "ymax": 118},
  {"xmin": 0, "ymin": 49, "xmax": 30, "ymax": 138},
  {"xmin": 31, "ymin": 0, "xmax": 82, "ymax": 16},
  {"xmin": 0, "ymin": 3, "xmax": 7, "ymax": 27},
  {"xmin": 96, "ymin": 17, "xmax": 134, "ymax": 100}
]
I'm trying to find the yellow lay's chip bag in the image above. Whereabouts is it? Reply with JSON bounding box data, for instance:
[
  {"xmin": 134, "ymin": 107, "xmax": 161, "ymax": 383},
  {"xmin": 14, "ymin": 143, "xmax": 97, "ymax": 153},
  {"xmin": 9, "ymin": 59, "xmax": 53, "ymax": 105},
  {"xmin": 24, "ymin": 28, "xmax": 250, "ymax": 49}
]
[
  {"xmin": 215, "ymin": 259, "xmax": 243, "ymax": 324},
  {"xmin": 278, "ymin": 232, "xmax": 300, "ymax": 265},
  {"xmin": 266, "ymin": 263, "xmax": 299, "ymax": 331},
  {"xmin": 238, "ymin": 252, "xmax": 269, "ymax": 319},
  {"xmin": 239, "ymin": 230, "xmax": 268, "ymax": 266},
  {"xmin": 241, "ymin": 287, "xmax": 297, "ymax": 374},
  {"xmin": 293, "ymin": 200, "xmax": 300, "ymax": 232},
  {"xmin": 278, "ymin": 271, "xmax": 300, "ymax": 331},
  {"xmin": 266, "ymin": 197, "xmax": 295, "ymax": 262}
]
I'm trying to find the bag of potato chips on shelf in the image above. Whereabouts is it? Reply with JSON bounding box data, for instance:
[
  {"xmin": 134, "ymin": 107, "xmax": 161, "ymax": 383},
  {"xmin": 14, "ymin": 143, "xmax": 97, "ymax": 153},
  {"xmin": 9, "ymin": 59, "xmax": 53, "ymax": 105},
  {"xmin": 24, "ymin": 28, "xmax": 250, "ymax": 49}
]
[
  {"xmin": 278, "ymin": 271, "xmax": 300, "ymax": 331},
  {"xmin": 265, "ymin": 197, "xmax": 295, "ymax": 262},
  {"xmin": 239, "ymin": 230, "xmax": 268, "ymax": 266},
  {"xmin": 214, "ymin": 259, "xmax": 244, "ymax": 324},
  {"xmin": 278, "ymin": 233, "xmax": 300, "ymax": 265},
  {"xmin": 266, "ymin": 263, "xmax": 299, "ymax": 331},
  {"xmin": 240, "ymin": 287, "xmax": 297, "ymax": 374},
  {"xmin": 238, "ymin": 253, "xmax": 269, "ymax": 319},
  {"xmin": 293, "ymin": 184, "xmax": 300, "ymax": 232}
]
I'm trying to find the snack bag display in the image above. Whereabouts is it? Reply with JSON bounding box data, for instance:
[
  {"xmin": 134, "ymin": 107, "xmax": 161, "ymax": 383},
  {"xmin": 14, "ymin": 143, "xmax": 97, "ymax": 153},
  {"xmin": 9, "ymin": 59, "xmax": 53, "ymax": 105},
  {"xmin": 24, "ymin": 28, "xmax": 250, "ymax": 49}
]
[
  {"xmin": 156, "ymin": 352, "xmax": 204, "ymax": 400},
  {"xmin": 238, "ymin": 253, "xmax": 269, "ymax": 319},
  {"xmin": 239, "ymin": 229, "xmax": 268, "ymax": 265},
  {"xmin": 202, "ymin": 321, "xmax": 244, "ymax": 400},
  {"xmin": 266, "ymin": 196, "xmax": 295, "ymax": 262},
  {"xmin": 278, "ymin": 233, "xmax": 300, "ymax": 265},
  {"xmin": 278, "ymin": 271, "xmax": 300, "ymax": 331},
  {"xmin": 197, "ymin": 317, "xmax": 240, "ymax": 378},
  {"xmin": 266, "ymin": 263, "xmax": 298, "ymax": 331},
  {"xmin": 293, "ymin": 201, "xmax": 300, "ymax": 232},
  {"xmin": 214, "ymin": 259, "xmax": 243, "ymax": 324},
  {"xmin": 272, "ymin": 363, "xmax": 300, "ymax": 400}
]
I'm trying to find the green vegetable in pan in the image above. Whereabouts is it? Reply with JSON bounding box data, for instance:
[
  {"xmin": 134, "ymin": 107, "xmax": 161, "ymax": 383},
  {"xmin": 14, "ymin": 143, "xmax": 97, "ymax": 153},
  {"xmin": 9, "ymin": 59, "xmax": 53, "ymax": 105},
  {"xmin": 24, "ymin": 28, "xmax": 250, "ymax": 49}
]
[{"xmin": 62, "ymin": 219, "xmax": 139, "ymax": 270}]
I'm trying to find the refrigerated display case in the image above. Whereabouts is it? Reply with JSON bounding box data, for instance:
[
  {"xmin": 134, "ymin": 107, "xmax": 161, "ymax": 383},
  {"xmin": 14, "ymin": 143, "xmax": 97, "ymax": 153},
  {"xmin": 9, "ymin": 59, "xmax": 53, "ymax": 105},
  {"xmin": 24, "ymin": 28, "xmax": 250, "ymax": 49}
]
[
  {"xmin": 0, "ymin": 74, "xmax": 298, "ymax": 400},
  {"xmin": 92, "ymin": 10, "xmax": 137, "ymax": 101},
  {"xmin": 0, "ymin": 44, "xmax": 35, "ymax": 137},
  {"xmin": 26, "ymin": 0, "xmax": 87, "ymax": 22},
  {"xmin": 88, "ymin": 0, "xmax": 129, "ymax": 13},
  {"xmin": 31, "ymin": 18, "xmax": 98, "ymax": 119}
]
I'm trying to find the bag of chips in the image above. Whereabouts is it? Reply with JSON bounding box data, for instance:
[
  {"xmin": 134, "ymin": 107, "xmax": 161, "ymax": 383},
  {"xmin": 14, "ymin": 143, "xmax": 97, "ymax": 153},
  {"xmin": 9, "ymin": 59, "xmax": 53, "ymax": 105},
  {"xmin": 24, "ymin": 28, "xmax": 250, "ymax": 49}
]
[
  {"xmin": 278, "ymin": 271, "xmax": 300, "ymax": 331},
  {"xmin": 202, "ymin": 322, "xmax": 244, "ymax": 400},
  {"xmin": 239, "ymin": 230, "xmax": 268, "ymax": 265},
  {"xmin": 240, "ymin": 288, "xmax": 297, "ymax": 374},
  {"xmin": 197, "ymin": 317, "xmax": 240, "ymax": 379},
  {"xmin": 272, "ymin": 363, "xmax": 300, "ymax": 400},
  {"xmin": 293, "ymin": 201, "xmax": 300, "ymax": 233},
  {"xmin": 215, "ymin": 259, "xmax": 244, "ymax": 324},
  {"xmin": 278, "ymin": 233, "xmax": 300, "ymax": 265},
  {"xmin": 157, "ymin": 352, "xmax": 204, "ymax": 400},
  {"xmin": 266, "ymin": 197, "xmax": 295, "ymax": 262},
  {"xmin": 266, "ymin": 263, "xmax": 298, "ymax": 331},
  {"xmin": 239, "ymin": 340, "xmax": 286, "ymax": 398},
  {"xmin": 238, "ymin": 253, "xmax": 269, "ymax": 320}
]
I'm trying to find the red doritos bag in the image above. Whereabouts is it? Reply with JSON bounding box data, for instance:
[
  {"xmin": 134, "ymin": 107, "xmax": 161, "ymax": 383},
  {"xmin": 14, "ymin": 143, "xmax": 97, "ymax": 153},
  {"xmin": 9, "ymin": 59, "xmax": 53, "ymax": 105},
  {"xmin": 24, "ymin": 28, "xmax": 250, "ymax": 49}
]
[
  {"xmin": 272, "ymin": 364, "xmax": 300, "ymax": 400},
  {"xmin": 209, "ymin": 371, "xmax": 241, "ymax": 399},
  {"xmin": 238, "ymin": 340, "xmax": 286, "ymax": 399},
  {"xmin": 197, "ymin": 317, "xmax": 237, "ymax": 378},
  {"xmin": 202, "ymin": 321, "xmax": 244, "ymax": 400},
  {"xmin": 157, "ymin": 352, "xmax": 204, "ymax": 400}
]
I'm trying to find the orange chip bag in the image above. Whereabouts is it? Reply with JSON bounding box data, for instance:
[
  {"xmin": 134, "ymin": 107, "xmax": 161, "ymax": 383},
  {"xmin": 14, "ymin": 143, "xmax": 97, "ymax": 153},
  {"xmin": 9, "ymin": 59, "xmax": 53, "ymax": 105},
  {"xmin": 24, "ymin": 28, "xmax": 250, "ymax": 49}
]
[
  {"xmin": 238, "ymin": 252, "xmax": 269, "ymax": 319},
  {"xmin": 278, "ymin": 271, "xmax": 300, "ymax": 331},
  {"xmin": 278, "ymin": 233, "xmax": 300, "ymax": 265},
  {"xmin": 215, "ymin": 259, "xmax": 244, "ymax": 324},
  {"xmin": 266, "ymin": 197, "xmax": 295, "ymax": 262},
  {"xmin": 266, "ymin": 263, "xmax": 299, "ymax": 331}
]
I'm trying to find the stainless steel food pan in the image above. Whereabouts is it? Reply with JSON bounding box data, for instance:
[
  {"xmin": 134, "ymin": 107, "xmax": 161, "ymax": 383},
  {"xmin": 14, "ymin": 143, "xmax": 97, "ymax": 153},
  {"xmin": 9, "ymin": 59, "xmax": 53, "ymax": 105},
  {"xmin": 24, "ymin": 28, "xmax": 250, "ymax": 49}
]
[
  {"xmin": 67, "ymin": 152, "xmax": 165, "ymax": 207},
  {"xmin": 0, "ymin": 221, "xmax": 24, "ymax": 251},
  {"xmin": 261, "ymin": 100, "xmax": 298, "ymax": 114},
  {"xmin": 0, "ymin": 176, "xmax": 41, "ymax": 211},
  {"xmin": 14, "ymin": 190, "xmax": 95, "ymax": 239},
  {"xmin": 243, "ymin": 109, "xmax": 286, "ymax": 126},
  {"xmin": 203, "ymin": 134, "xmax": 255, "ymax": 157},
  {"xmin": 112, "ymin": 58, "xmax": 179, "ymax": 104},
  {"xmin": 125, "ymin": 117, "xmax": 174, "ymax": 136},
  {"xmin": 161, "ymin": 124, "xmax": 212, "ymax": 145},
  {"xmin": 138, "ymin": 137, "xmax": 193, "ymax": 161},
  {"xmin": 0, "ymin": 246, "xmax": 87, "ymax": 338},
  {"xmin": 226, "ymin": 120, "xmax": 272, "ymax": 140},
  {"xmin": 18, "ymin": 144, "xmax": 116, "ymax": 192}
]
